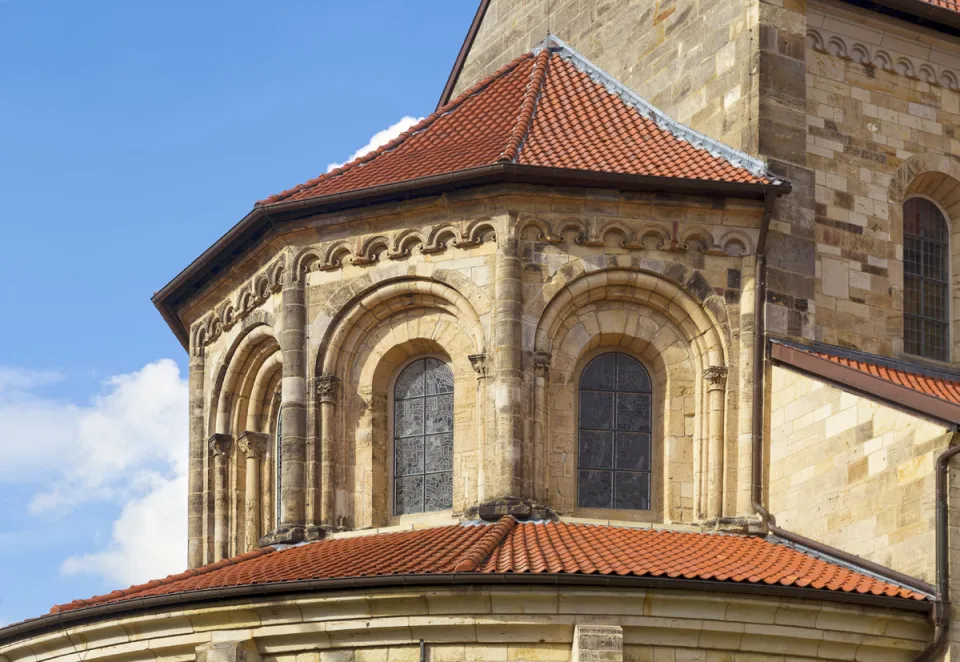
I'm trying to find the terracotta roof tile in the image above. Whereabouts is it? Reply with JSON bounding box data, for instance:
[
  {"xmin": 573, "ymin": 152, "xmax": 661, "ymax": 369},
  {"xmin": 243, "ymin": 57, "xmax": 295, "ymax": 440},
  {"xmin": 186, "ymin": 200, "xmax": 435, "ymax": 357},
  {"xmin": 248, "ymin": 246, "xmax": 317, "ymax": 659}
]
[
  {"xmin": 48, "ymin": 520, "xmax": 927, "ymax": 616},
  {"xmin": 804, "ymin": 346, "xmax": 960, "ymax": 407},
  {"xmin": 260, "ymin": 39, "xmax": 778, "ymax": 207}
]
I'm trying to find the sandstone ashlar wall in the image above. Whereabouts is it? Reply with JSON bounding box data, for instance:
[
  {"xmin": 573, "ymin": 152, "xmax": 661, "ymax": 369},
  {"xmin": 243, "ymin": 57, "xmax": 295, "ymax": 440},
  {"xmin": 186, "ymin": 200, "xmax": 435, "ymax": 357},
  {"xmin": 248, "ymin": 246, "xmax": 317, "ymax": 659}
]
[
  {"xmin": 185, "ymin": 184, "xmax": 769, "ymax": 559},
  {"xmin": 768, "ymin": 363, "xmax": 952, "ymax": 582},
  {"xmin": 806, "ymin": 0, "xmax": 960, "ymax": 359},
  {"xmin": 0, "ymin": 587, "xmax": 931, "ymax": 662},
  {"xmin": 451, "ymin": 0, "xmax": 759, "ymax": 154}
]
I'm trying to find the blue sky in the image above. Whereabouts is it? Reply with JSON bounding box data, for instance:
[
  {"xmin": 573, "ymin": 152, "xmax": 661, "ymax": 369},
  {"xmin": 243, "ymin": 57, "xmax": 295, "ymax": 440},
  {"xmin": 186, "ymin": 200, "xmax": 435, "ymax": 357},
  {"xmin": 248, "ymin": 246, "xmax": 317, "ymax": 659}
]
[{"xmin": 0, "ymin": 0, "xmax": 476, "ymax": 625}]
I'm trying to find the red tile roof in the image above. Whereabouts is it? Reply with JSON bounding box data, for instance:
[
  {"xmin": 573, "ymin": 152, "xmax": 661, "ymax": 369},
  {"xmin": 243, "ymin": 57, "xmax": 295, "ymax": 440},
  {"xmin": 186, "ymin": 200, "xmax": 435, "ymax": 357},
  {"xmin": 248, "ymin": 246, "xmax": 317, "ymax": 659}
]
[
  {"xmin": 260, "ymin": 40, "xmax": 777, "ymax": 207},
  {"xmin": 810, "ymin": 349, "xmax": 960, "ymax": 405},
  {"xmin": 920, "ymin": 0, "xmax": 960, "ymax": 12},
  {"xmin": 49, "ymin": 518, "xmax": 926, "ymax": 615},
  {"xmin": 772, "ymin": 342, "xmax": 960, "ymax": 425}
]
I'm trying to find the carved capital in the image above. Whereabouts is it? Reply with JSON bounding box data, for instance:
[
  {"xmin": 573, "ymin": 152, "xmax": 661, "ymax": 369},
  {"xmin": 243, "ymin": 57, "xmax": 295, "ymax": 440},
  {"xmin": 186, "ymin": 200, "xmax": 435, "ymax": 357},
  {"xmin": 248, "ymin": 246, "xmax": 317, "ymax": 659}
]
[
  {"xmin": 468, "ymin": 353, "xmax": 488, "ymax": 378},
  {"xmin": 315, "ymin": 375, "xmax": 340, "ymax": 404},
  {"xmin": 534, "ymin": 351, "xmax": 551, "ymax": 378},
  {"xmin": 237, "ymin": 431, "xmax": 269, "ymax": 458},
  {"xmin": 208, "ymin": 433, "xmax": 233, "ymax": 457},
  {"xmin": 703, "ymin": 366, "xmax": 728, "ymax": 390}
]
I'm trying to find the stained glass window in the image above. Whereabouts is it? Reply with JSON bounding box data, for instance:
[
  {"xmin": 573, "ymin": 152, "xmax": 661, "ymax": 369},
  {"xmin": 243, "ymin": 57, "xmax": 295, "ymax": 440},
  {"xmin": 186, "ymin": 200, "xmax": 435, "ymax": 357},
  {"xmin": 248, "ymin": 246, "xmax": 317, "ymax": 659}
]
[
  {"xmin": 578, "ymin": 353, "xmax": 652, "ymax": 510},
  {"xmin": 394, "ymin": 358, "xmax": 454, "ymax": 515},
  {"xmin": 904, "ymin": 198, "xmax": 949, "ymax": 362}
]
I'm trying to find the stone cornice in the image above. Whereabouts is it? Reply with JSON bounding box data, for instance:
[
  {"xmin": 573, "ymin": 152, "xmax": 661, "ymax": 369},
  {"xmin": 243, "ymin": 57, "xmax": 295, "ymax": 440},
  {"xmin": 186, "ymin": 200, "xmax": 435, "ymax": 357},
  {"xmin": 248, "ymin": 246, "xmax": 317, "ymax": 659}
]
[{"xmin": 806, "ymin": 26, "xmax": 960, "ymax": 90}]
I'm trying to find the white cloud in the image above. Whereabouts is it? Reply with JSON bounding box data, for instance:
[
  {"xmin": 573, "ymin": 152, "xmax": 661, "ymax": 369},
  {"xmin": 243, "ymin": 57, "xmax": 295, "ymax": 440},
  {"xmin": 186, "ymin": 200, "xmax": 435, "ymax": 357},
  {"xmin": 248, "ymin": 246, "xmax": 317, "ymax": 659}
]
[
  {"xmin": 0, "ymin": 360, "xmax": 188, "ymax": 587},
  {"xmin": 326, "ymin": 116, "xmax": 423, "ymax": 173}
]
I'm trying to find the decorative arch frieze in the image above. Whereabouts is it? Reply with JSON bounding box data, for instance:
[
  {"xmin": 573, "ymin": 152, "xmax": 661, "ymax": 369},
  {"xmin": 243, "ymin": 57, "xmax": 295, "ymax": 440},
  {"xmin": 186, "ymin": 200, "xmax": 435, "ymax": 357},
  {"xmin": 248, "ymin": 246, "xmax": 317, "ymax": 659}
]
[
  {"xmin": 806, "ymin": 27, "xmax": 960, "ymax": 90},
  {"xmin": 194, "ymin": 255, "xmax": 285, "ymax": 350}
]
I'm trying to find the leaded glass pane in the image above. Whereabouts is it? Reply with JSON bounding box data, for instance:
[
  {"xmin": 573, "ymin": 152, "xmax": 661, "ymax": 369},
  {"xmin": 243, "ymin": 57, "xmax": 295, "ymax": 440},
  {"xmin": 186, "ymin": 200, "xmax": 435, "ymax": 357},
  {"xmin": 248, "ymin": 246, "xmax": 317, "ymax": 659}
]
[
  {"xmin": 395, "ymin": 476, "xmax": 424, "ymax": 514},
  {"xmin": 580, "ymin": 391, "xmax": 615, "ymax": 430},
  {"xmin": 616, "ymin": 432, "xmax": 651, "ymax": 471},
  {"xmin": 617, "ymin": 355, "xmax": 650, "ymax": 392},
  {"xmin": 395, "ymin": 360, "xmax": 425, "ymax": 399},
  {"xmin": 903, "ymin": 198, "xmax": 949, "ymax": 361},
  {"xmin": 614, "ymin": 472, "xmax": 650, "ymax": 510},
  {"xmin": 393, "ymin": 358, "xmax": 454, "ymax": 515},
  {"xmin": 578, "ymin": 470, "xmax": 613, "ymax": 508},
  {"xmin": 395, "ymin": 437, "xmax": 424, "ymax": 477},
  {"xmin": 577, "ymin": 353, "xmax": 652, "ymax": 511},
  {"xmin": 424, "ymin": 433, "xmax": 454, "ymax": 473},
  {"xmin": 425, "ymin": 393, "xmax": 454, "ymax": 434},
  {"xmin": 616, "ymin": 393, "xmax": 650, "ymax": 432},
  {"xmin": 425, "ymin": 358, "xmax": 454, "ymax": 395},
  {"xmin": 581, "ymin": 354, "xmax": 617, "ymax": 390},
  {"xmin": 579, "ymin": 430, "xmax": 614, "ymax": 470},
  {"xmin": 424, "ymin": 472, "xmax": 453, "ymax": 511},
  {"xmin": 395, "ymin": 399, "xmax": 424, "ymax": 438}
]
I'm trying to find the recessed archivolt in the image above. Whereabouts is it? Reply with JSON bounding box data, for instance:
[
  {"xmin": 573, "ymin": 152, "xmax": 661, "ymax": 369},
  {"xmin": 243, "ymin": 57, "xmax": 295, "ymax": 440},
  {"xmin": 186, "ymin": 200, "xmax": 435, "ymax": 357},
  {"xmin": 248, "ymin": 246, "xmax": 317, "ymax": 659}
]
[
  {"xmin": 237, "ymin": 350, "xmax": 282, "ymax": 435},
  {"xmin": 316, "ymin": 277, "xmax": 487, "ymax": 378},
  {"xmin": 806, "ymin": 27, "xmax": 960, "ymax": 90},
  {"xmin": 533, "ymin": 266, "xmax": 727, "ymax": 370},
  {"xmin": 891, "ymin": 154, "xmax": 960, "ymax": 224},
  {"xmin": 209, "ymin": 322, "xmax": 280, "ymax": 437}
]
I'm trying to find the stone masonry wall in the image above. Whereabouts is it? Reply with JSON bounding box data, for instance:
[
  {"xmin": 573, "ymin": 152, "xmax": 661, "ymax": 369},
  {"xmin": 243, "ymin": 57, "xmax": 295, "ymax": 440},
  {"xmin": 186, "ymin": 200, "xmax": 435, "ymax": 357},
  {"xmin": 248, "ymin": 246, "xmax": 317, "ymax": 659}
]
[
  {"xmin": 451, "ymin": 0, "xmax": 759, "ymax": 154},
  {"xmin": 189, "ymin": 184, "xmax": 766, "ymax": 559},
  {"xmin": 768, "ymin": 363, "xmax": 952, "ymax": 582},
  {"xmin": 806, "ymin": 0, "xmax": 960, "ymax": 359},
  {"xmin": 0, "ymin": 587, "xmax": 931, "ymax": 662}
]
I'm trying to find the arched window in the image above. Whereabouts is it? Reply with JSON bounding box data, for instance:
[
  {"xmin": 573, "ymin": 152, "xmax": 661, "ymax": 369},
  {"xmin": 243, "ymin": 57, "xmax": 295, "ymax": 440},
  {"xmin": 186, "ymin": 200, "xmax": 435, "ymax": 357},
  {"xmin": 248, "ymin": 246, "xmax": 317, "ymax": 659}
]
[
  {"xmin": 904, "ymin": 198, "xmax": 949, "ymax": 361},
  {"xmin": 578, "ymin": 352, "xmax": 652, "ymax": 510},
  {"xmin": 393, "ymin": 358, "xmax": 454, "ymax": 515}
]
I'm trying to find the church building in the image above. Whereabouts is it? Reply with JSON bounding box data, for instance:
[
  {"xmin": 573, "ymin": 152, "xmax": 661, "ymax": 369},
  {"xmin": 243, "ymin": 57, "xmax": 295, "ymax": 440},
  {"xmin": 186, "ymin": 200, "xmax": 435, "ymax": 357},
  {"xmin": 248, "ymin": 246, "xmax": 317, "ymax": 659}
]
[{"xmin": 3, "ymin": 0, "xmax": 960, "ymax": 659}]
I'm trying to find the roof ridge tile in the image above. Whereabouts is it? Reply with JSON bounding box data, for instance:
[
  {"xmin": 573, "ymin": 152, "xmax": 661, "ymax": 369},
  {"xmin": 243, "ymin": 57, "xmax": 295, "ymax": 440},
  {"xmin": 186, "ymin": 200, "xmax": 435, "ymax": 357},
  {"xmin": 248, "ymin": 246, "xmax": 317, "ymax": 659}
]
[
  {"xmin": 498, "ymin": 49, "xmax": 550, "ymax": 164},
  {"xmin": 453, "ymin": 516, "xmax": 517, "ymax": 572}
]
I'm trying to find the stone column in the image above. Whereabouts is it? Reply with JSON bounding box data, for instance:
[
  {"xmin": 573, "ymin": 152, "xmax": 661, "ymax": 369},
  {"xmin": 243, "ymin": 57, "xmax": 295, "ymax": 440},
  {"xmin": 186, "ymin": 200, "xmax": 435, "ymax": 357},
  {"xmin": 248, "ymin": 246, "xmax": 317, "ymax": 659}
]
[
  {"xmin": 737, "ymin": 261, "xmax": 757, "ymax": 515},
  {"xmin": 208, "ymin": 433, "xmax": 232, "ymax": 561},
  {"xmin": 572, "ymin": 624, "xmax": 623, "ymax": 662},
  {"xmin": 469, "ymin": 354, "xmax": 488, "ymax": 502},
  {"xmin": 278, "ymin": 264, "xmax": 307, "ymax": 539},
  {"xmin": 317, "ymin": 374, "xmax": 339, "ymax": 530},
  {"xmin": 533, "ymin": 351, "xmax": 551, "ymax": 504},
  {"xmin": 493, "ymin": 230, "xmax": 522, "ymax": 498},
  {"xmin": 238, "ymin": 431, "xmax": 267, "ymax": 552},
  {"xmin": 187, "ymin": 338, "xmax": 205, "ymax": 569},
  {"xmin": 704, "ymin": 366, "xmax": 728, "ymax": 519}
]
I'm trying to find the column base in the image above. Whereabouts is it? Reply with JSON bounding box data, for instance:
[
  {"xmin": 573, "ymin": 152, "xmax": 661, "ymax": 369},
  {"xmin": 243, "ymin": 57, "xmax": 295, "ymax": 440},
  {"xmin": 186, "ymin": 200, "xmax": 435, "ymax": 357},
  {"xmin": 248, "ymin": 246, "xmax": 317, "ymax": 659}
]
[
  {"xmin": 699, "ymin": 516, "xmax": 766, "ymax": 535},
  {"xmin": 259, "ymin": 524, "xmax": 308, "ymax": 546},
  {"xmin": 466, "ymin": 497, "xmax": 557, "ymax": 522}
]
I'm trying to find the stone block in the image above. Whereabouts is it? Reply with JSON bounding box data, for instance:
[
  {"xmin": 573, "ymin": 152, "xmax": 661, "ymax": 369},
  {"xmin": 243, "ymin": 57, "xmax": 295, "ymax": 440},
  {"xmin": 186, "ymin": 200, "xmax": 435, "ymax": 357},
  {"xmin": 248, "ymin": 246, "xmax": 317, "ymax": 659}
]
[{"xmin": 572, "ymin": 625, "xmax": 623, "ymax": 662}]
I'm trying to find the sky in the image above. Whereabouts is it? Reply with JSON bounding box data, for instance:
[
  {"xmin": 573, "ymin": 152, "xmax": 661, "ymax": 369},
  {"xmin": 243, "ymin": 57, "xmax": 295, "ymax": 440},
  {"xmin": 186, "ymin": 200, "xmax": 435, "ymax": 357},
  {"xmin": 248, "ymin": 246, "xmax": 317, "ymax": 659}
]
[{"xmin": 0, "ymin": 0, "xmax": 477, "ymax": 626}]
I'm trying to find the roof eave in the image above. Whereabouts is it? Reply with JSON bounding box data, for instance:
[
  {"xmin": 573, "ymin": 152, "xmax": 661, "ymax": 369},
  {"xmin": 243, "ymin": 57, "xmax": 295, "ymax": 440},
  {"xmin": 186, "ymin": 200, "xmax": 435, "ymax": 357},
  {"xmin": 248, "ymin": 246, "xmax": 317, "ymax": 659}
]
[
  {"xmin": 839, "ymin": 0, "xmax": 960, "ymax": 35},
  {"xmin": 771, "ymin": 342, "xmax": 960, "ymax": 426},
  {"xmin": 0, "ymin": 570, "xmax": 930, "ymax": 647},
  {"xmin": 153, "ymin": 164, "xmax": 791, "ymax": 351}
]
